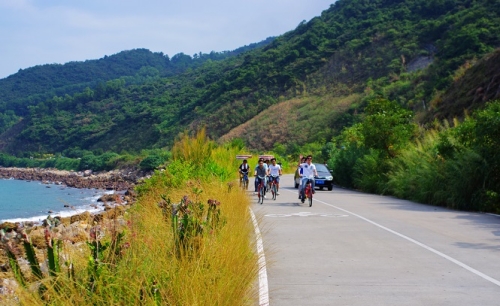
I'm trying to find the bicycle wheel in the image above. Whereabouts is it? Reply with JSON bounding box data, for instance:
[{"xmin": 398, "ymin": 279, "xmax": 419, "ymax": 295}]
[
  {"xmin": 307, "ymin": 183, "xmax": 313, "ymax": 207},
  {"xmin": 272, "ymin": 184, "xmax": 277, "ymax": 200},
  {"xmin": 259, "ymin": 185, "xmax": 265, "ymax": 204}
]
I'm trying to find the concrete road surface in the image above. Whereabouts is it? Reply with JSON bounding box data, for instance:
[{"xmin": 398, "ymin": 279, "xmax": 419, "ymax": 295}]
[{"xmin": 251, "ymin": 174, "xmax": 500, "ymax": 306}]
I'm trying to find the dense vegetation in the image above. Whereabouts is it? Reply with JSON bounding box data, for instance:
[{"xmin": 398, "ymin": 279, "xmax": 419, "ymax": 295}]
[
  {"xmin": 0, "ymin": 38, "xmax": 274, "ymax": 136},
  {"xmin": 1, "ymin": 131, "xmax": 258, "ymax": 305},
  {"xmin": 1, "ymin": 0, "xmax": 499, "ymax": 155},
  {"xmin": 327, "ymin": 98, "xmax": 500, "ymax": 212},
  {"xmin": 0, "ymin": 0, "xmax": 498, "ymax": 211},
  {"xmin": 0, "ymin": 148, "xmax": 170, "ymax": 171},
  {"xmin": 2, "ymin": 2, "xmax": 500, "ymax": 303}
]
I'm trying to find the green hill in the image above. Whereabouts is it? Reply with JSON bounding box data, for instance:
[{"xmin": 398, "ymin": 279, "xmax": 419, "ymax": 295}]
[
  {"xmin": 0, "ymin": 39, "xmax": 274, "ymax": 135},
  {"xmin": 1, "ymin": 0, "xmax": 499, "ymax": 155}
]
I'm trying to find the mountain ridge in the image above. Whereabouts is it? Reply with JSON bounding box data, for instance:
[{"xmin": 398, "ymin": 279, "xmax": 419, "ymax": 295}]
[{"xmin": 0, "ymin": 0, "xmax": 499, "ymax": 155}]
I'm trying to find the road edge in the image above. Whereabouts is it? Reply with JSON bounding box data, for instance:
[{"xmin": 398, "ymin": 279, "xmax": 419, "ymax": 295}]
[{"xmin": 249, "ymin": 207, "xmax": 270, "ymax": 306}]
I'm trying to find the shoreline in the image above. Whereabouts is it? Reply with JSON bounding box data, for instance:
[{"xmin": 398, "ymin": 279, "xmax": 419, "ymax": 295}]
[
  {"xmin": 0, "ymin": 166, "xmax": 145, "ymax": 226},
  {"xmin": 0, "ymin": 184, "xmax": 116, "ymax": 224},
  {"xmin": 0, "ymin": 167, "xmax": 145, "ymax": 297},
  {"xmin": 0, "ymin": 166, "xmax": 149, "ymax": 190}
]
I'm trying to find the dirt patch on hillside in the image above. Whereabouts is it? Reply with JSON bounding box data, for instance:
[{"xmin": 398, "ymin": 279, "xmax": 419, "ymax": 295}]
[
  {"xmin": 426, "ymin": 49, "xmax": 500, "ymax": 121},
  {"xmin": 220, "ymin": 94, "xmax": 359, "ymax": 150}
]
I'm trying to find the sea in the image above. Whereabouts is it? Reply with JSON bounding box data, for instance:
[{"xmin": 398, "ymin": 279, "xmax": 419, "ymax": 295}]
[{"xmin": 0, "ymin": 178, "xmax": 111, "ymax": 224}]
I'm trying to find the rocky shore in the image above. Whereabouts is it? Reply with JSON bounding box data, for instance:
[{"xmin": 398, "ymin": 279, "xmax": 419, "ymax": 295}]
[
  {"xmin": 0, "ymin": 205, "xmax": 130, "ymax": 298},
  {"xmin": 0, "ymin": 167, "xmax": 146, "ymax": 299},
  {"xmin": 0, "ymin": 166, "xmax": 149, "ymax": 190}
]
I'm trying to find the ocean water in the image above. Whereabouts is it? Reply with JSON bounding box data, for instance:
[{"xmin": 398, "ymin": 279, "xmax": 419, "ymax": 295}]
[{"xmin": 0, "ymin": 178, "xmax": 109, "ymax": 223}]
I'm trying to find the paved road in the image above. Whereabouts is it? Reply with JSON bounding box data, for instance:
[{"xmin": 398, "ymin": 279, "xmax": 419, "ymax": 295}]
[{"xmin": 251, "ymin": 174, "xmax": 500, "ymax": 306}]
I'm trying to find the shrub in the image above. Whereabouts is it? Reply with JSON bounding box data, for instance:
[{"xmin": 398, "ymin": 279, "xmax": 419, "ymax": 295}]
[
  {"xmin": 353, "ymin": 149, "xmax": 388, "ymax": 194},
  {"xmin": 328, "ymin": 144, "xmax": 367, "ymax": 188},
  {"xmin": 387, "ymin": 131, "xmax": 448, "ymax": 205}
]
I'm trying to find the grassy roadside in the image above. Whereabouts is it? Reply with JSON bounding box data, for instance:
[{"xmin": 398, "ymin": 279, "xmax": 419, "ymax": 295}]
[{"xmin": 3, "ymin": 129, "xmax": 259, "ymax": 305}]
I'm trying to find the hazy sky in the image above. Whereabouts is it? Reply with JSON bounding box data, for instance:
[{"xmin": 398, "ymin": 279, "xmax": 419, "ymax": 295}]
[{"xmin": 0, "ymin": 0, "xmax": 335, "ymax": 79}]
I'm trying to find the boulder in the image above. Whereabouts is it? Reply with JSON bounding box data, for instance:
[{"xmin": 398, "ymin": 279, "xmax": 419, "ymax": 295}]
[
  {"xmin": 70, "ymin": 211, "xmax": 91, "ymax": 224},
  {"xmin": 0, "ymin": 222, "xmax": 17, "ymax": 232},
  {"xmin": 125, "ymin": 189, "xmax": 136, "ymax": 197},
  {"xmin": 58, "ymin": 217, "xmax": 71, "ymax": 227},
  {"xmin": 64, "ymin": 225, "xmax": 89, "ymax": 244},
  {"xmin": 29, "ymin": 228, "xmax": 47, "ymax": 248},
  {"xmin": 92, "ymin": 214, "xmax": 104, "ymax": 223},
  {"xmin": 97, "ymin": 194, "xmax": 120, "ymax": 202}
]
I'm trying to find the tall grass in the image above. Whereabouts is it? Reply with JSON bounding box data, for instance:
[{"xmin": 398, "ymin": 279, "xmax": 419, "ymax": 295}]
[
  {"xmin": 384, "ymin": 124, "xmax": 498, "ymax": 212},
  {"xmin": 331, "ymin": 100, "xmax": 500, "ymax": 213},
  {"xmin": 5, "ymin": 130, "xmax": 259, "ymax": 305},
  {"xmin": 387, "ymin": 130, "xmax": 448, "ymax": 205}
]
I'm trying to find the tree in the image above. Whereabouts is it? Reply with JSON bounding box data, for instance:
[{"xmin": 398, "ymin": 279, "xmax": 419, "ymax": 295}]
[{"xmin": 361, "ymin": 98, "xmax": 417, "ymax": 157}]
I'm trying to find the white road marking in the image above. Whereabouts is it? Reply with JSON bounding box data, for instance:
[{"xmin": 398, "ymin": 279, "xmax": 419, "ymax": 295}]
[
  {"xmin": 284, "ymin": 189, "xmax": 500, "ymax": 287},
  {"xmin": 249, "ymin": 208, "xmax": 269, "ymax": 306},
  {"xmin": 265, "ymin": 212, "xmax": 349, "ymax": 218}
]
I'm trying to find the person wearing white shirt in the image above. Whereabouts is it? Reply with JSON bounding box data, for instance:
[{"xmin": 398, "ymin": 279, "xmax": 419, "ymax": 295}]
[
  {"xmin": 298, "ymin": 154, "xmax": 318, "ymax": 200},
  {"xmin": 268, "ymin": 158, "xmax": 282, "ymax": 195}
]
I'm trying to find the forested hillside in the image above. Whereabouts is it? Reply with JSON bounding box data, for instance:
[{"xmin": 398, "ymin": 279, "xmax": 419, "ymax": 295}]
[
  {"xmin": 0, "ymin": 38, "xmax": 274, "ymax": 136},
  {"xmin": 0, "ymin": 0, "xmax": 499, "ymax": 156}
]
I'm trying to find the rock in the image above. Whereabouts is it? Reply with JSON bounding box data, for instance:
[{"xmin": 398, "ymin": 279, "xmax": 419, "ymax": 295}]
[
  {"xmin": 0, "ymin": 167, "xmax": 142, "ymax": 190},
  {"xmin": 29, "ymin": 228, "xmax": 47, "ymax": 248},
  {"xmin": 1, "ymin": 278, "xmax": 19, "ymax": 296},
  {"xmin": 103, "ymin": 206, "xmax": 125, "ymax": 219},
  {"xmin": 125, "ymin": 189, "xmax": 136, "ymax": 197},
  {"xmin": 59, "ymin": 217, "xmax": 71, "ymax": 227},
  {"xmin": 92, "ymin": 214, "xmax": 103, "ymax": 223},
  {"xmin": 97, "ymin": 194, "xmax": 120, "ymax": 202},
  {"xmin": 62, "ymin": 225, "xmax": 88, "ymax": 243},
  {"xmin": 0, "ymin": 222, "xmax": 17, "ymax": 232},
  {"xmin": 70, "ymin": 211, "xmax": 91, "ymax": 224},
  {"xmin": 103, "ymin": 205, "xmax": 113, "ymax": 211}
]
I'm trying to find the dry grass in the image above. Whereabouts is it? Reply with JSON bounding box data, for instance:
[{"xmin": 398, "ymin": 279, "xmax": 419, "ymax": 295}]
[
  {"xmin": 120, "ymin": 179, "xmax": 258, "ymax": 305},
  {"xmin": 7, "ymin": 132, "xmax": 259, "ymax": 305},
  {"xmin": 220, "ymin": 93, "xmax": 360, "ymax": 150}
]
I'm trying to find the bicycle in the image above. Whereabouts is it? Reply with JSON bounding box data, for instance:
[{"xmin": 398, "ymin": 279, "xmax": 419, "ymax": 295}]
[
  {"xmin": 270, "ymin": 175, "xmax": 279, "ymax": 200},
  {"xmin": 266, "ymin": 175, "xmax": 271, "ymax": 192},
  {"xmin": 257, "ymin": 175, "xmax": 266, "ymax": 204},
  {"xmin": 301, "ymin": 178, "xmax": 314, "ymax": 207},
  {"xmin": 240, "ymin": 172, "xmax": 249, "ymax": 190}
]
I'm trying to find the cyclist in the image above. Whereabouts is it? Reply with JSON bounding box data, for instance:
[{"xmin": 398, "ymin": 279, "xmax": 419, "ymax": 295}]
[
  {"xmin": 264, "ymin": 159, "xmax": 271, "ymax": 191},
  {"xmin": 297, "ymin": 156, "xmax": 306, "ymax": 198},
  {"xmin": 298, "ymin": 154, "xmax": 318, "ymax": 200},
  {"xmin": 268, "ymin": 158, "xmax": 282, "ymax": 195},
  {"xmin": 238, "ymin": 159, "xmax": 250, "ymax": 189},
  {"xmin": 254, "ymin": 159, "xmax": 269, "ymax": 197}
]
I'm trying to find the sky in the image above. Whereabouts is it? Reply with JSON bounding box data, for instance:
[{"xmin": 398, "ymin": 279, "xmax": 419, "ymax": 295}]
[{"xmin": 0, "ymin": 0, "xmax": 335, "ymax": 79}]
